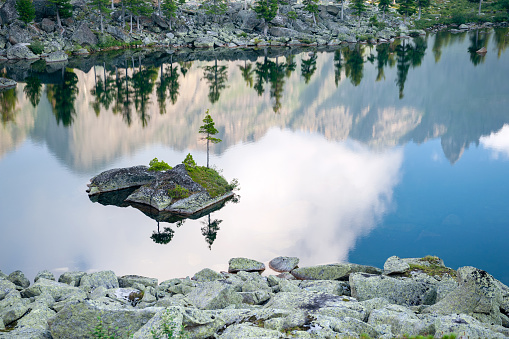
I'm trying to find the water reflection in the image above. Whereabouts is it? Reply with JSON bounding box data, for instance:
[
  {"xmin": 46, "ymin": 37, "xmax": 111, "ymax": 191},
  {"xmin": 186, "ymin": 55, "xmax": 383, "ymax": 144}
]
[{"xmin": 46, "ymin": 69, "xmax": 79, "ymax": 127}]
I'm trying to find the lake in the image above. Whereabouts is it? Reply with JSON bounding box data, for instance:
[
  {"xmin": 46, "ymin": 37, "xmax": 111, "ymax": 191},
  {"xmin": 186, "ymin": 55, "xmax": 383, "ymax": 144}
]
[{"xmin": 1, "ymin": 28, "xmax": 508, "ymax": 285}]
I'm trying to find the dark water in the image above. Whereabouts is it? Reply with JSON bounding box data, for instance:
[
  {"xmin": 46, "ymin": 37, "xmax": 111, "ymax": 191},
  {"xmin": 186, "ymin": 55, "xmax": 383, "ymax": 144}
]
[{"xmin": 1, "ymin": 28, "xmax": 509, "ymax": 284}]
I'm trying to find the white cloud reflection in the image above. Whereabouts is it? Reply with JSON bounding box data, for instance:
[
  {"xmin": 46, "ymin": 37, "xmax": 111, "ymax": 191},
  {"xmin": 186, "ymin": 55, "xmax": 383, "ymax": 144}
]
[{"xmin": 480, "ymin": 124, "xmax": 509, "ymax": 159}]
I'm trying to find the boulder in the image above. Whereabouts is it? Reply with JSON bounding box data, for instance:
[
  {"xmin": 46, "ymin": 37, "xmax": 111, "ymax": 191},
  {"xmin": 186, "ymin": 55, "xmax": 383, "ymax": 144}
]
[
  {"xmin": 268, "ymin": 27, "xmax": 300, "ymax": 38},
  {"xmin": 291, "ymin": 263, "xmax": 382, "ymax": 281},
  {"xmin": 106, "ymin": 25, "xmax": 130, "ymax": 43},
  {"xmin": 383, "ymin": 256, "xmax": 410, "ymax": 275},
  {"xmin": 0, "ymin": 77, "xmax": 17, "ymax": 90},
  {"xmin": 423, "ymin": 266, "xmax": 509, "ymax": 326},
  {"xmin": 269, "ymin": 256, "xmax": 300, "ymax": 273},
  {"xmin": 45, "ymin": 50, "xmax": 68, "ymax": 63},
  {"xmin": 79, "ymin": 271, "xmax": 119, "ymax": 292},
  {"xmin": 0, "ymin": 290, "xmax": 31, "ymax": 326},
  {"xmin": 71, "ymin": 22, "xmax": 98, "ymax": 46},
  {"xmin": 48, "ymin": 299, "xmax": 162, "ymax": 338},
  {"xmin": 118, "ymin": 275, "xmax": 158, "ymax": 289},
  {"xmin": 0, "ymin": 0, "xmax": 18, "ymax": 25},
  {"xmin": 476, "ymin": 47, "xmax": 488, "ymax": 55},
  {"xmin": 21, "ymin": 278, "xmax": 87, "ymax": 301},
  {"xmin": 298, "ymin": 280, "xmax": 350, "ymax": 296},
  {"xmin": 6, "ymin": 44, "xmax": 38, "ymax": 60},
  {"xmin": 151, "ymin": 13, "xmax": 169, "ymax": 29},
  {"xmin": 432, "ymin": 313, "xmax": 507, "ymax": 338},
  {"xmin": 228, "ymin": 257, "xmax": 265, "ymax": 273},
  {"xmin": 368, "ymin": 304, "xmax": 431, "ymax": 337},
  {"xmin": 185, "ymin": 281, "xmax": 242, "ymax": 309},
  {"xmin": 326, "ymin": 5, "xmax": 340, "ymax": 16},
  {"xmin": 194, "ymin": 37, "xmax": 215, "ymax": 48},
  {"xmin": 0, "ymin": 279, "xmax": 18, "ymax": 299},
  {"xmin": 219, "ymin": 323, "xmax": 285, "ymax": 338},
  {"xmin": 34, "ymin": 270, "xmax": 55, "ymax": 283},
  {"xmin": 58, "ymin": 271, "xmax": 86, "ymax": 286},
  {"xmin": 314, "ymin": 315, "xmax": 379, "ymax": 338},
  {"xmin": 238, "ymin": 10, "xmax": 263, "ymax": 32},
  {"xmin": 192, "ymin": 268, "xmax": 224, "ymax": 282},
  {"xmin": 7, "ymin": 270, "xmax": 30, "ymax": 288},
  {"xmin": 8, "ymin": 24, "xmax": 33, "ymax": 45},
  {"xmin": 87, "ymin": 165, "xmax": 157, "ymax": 195},
  {"xmin": 350, "ymin": 273, "xmax": 437, "ymax": 306},
  {"xmin": 40, "ymin": 18, "xmax": 55, "ymax": 33}
]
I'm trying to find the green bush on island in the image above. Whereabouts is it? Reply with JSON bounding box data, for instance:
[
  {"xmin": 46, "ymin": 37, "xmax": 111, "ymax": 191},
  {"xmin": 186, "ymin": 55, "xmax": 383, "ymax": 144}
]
[
  {"xmin": 182, "ymin": 153, "xmax": 196, "ymax": 167},
  {"xmin": 148, "ymin": 158, "xmax": 172, "ymax": 171},
  {"xmin": 168, "ymin": 184, "xmax": 191, "ymax": 199}
]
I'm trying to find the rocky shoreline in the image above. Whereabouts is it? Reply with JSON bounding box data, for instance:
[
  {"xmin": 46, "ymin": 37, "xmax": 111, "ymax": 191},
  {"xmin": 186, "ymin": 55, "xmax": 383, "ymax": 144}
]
[{"xmin": 1, "ymin": 255, "xmax": 508, "ymax": 338}]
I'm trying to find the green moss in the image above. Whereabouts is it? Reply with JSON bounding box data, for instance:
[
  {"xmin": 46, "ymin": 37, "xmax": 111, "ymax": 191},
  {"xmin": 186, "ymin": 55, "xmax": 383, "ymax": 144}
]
[
  {"xmin": 148, "ymin": 158, "xmax": 172, "ymax": 171},
  {"xmin": 168, "ymin": 185, "xmax": 190, "ymax": 200},
  {"xmin": 185, "ymin": 165, "xmax": 232, "ymax": 198},
  {"xmin": 407, "ymin": 263, "xmax": 457, "ymax": 278}
]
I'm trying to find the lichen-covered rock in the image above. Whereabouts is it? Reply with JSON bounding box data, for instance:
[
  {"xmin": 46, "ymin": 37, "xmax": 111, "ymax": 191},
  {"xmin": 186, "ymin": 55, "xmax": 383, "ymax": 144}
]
[
  {"xmin": 228, "ymin": 257, "xmax": 265, "ymax": 273},
  {"xmin": 118, "ymin": 275, "xmax": 158, "ymax": 288},
  {"xmin": 48, "ymin": 299, "xmax": 162, "ymax": 339},
  {"xmin": 432, "ymin": 313, "xmax": 506, "ymax": 339},
  {"xmin": 0, "ymin": 0, "xmax": 18, "ymax": 25},
  {"xmin": 45, "ymin": 50, "xmax": 68, "ymax": 63},
  {"xmin": 7, "ymin": 270, "xmax": 30, "ymax": 288},
  {"xmin": 40, "ymin": 18, "xmax": 55, "ymax": 33},
  {"xmin": 6, "ymin": 44, "xmax": 38, "ymax": 60},
  {"xmin": 192, "ymin": 268, "xmax": 224, "ymax": 282},
  {"xmin": 71, "ymin": 21, "xmax": 98, "ymax": 46},
  {"xmin": 219, "ymin": 323, "xmax": 285, "ymax": 338},
  {"xmin": 383, "ymin": 256, "xmax": 410, "ymax": 275},
  {"xmin": 34, "ymin": 270, "xmax": 55, "ymax": 283},
  {"xmin": 269, "ymin": 256, "xmax": 300, "ymax": 272},
  {"xmin": 185, "ymin": 281, "xmax": 242, "ymax": 309},
  {"xmin": 291, "ymin": 263, "xmax": 382, "ymax": 281},
  {"xmin": 79, "ymin": 271, "xmax": 119, "ymax": 292},
  {"xmin": 423, "ymin": 266, "xmax": 509, "ymax": 326},
  {"xmin": 0, "ymin": 291, "xmax": 30, "ymax": 326},
  {"xmin": 298, "ymin": 280, "xmax": 350, "ymax": 296},
  {"xmin": 350, "ymin": 273, "xmax": 437, "ymax": 306},
  {"xmin": 314, "ymin": 315, "xmax": 379, "ymax": 338},
  {"xmin": 22, "ymin": 278, "xmax": 86, "ymax": 300},
  {"xmin": 58, "ymin": 271, "xmax": 86, "ymax": 286},
  {"xmin": 15, "ymin": 306, "xmax": 55, "ymax": 332},
  {"xmin": 368, "ymin": 304, "xmax": 432, "ymax": 337},
  {"xmin": 87, "ymin": 165, "xmax": 157, "ymax": 195},
  {"xmin": 0, "ymin": 278, "xmax": 18, "ymax": 299}
]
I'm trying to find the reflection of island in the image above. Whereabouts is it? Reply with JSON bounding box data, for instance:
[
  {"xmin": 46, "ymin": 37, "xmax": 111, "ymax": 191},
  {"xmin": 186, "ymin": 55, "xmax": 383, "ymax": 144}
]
[
  {"xmin": 90, "ymin": 187, "xmax": 229, "ymax": 247},
  {"xmin": 1, "ymin": 29, "xmax": 509, "ymax": 169}
]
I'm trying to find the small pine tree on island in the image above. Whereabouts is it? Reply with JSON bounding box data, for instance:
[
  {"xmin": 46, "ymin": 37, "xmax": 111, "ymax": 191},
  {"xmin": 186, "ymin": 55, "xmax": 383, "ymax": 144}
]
[
  {"xmin": 15, "ymin": 0, "xmax": 35, "ymax": 24},
  {"xmin": 199, "ymin": 109, "xmax": 222, "ymax": 168}
]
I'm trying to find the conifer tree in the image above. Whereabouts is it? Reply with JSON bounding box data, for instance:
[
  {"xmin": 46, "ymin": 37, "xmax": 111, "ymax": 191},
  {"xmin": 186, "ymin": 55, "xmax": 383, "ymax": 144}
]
[
  {"xmin": 253, "ymin": 0, "xmax": 278, "ymax": 36},
  {"xmin": 15, "ymin": 0, "xmax": 35, "ymax": 24},
  {"xmin": 378, "ymin": 0, "xmax": 390, "ymax": 19},
  {"xmin": 199, "ymin": 109, "xmax": 222, "ymax": 168},
  {"xmin": 203, "ymin": 0, "xmax": 227, "ymax": 22},
  {"xmin": 90, "ymin": 0, "xmax": 111, "ymax": 32},
  {"xmin": 397, "ymin": 0, "xmax": 415, "ymax": 23},
  {"xmin": 415, "ymin": 0, "xmax": 429, "ymax": 19},
  {"xmin": 303, "ymin": 0, "xmax": 319, "ymax": 25},
  {"xmin": 162, "ymin": 0, "xmax": 178, "ymax": 29},
  {"xmin": 47, "ymin": 0, "xmax": 72, "ymax": 30},
  {"xmin": 351, "ymin": 0, "xmax": 366, "ymax": 27}
]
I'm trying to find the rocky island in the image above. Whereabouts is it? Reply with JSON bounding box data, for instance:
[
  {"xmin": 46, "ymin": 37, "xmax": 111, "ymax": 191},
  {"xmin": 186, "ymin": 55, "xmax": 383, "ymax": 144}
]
[
  {"xmin": 87, "ymin": 157, "xmax": 237, "ymax": 216},
  {"xmin": 1, "ymin": 255, "xmax": 509, "ymax": 338}
]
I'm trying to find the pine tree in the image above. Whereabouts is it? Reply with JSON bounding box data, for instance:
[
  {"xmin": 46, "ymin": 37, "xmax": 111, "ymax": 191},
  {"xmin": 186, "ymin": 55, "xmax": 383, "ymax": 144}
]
[
  {"xmin": 415, "ymin": 0, "xmax": 429, "ymax": 19},
  {"xmin": 378, "ymin": 0, "xmax": 390, "ymax": 19},
  {"xmin": 336, "ymin": 0, "xmax": 346, "ymax": 20},
  {"xmin": 203, "ymin": 0, "xmax": 227, "ymax": 22},
  {"xmin": 253, "ymin": 0, "xmax": 278, "ymax": 36},
  {"xmin": 90, "ymin": 0, "xmax": 111, "ymax": 32},
  {"xmin": 397, "ymin": 0, "xmax": 415, "ymax": 23},
  {"xmin": 47, "ymin": 0, "xmax": 72, "ymax": 30},
  {"xmin": 199, "ymin": 109, "xmax": 222, "ymax": 168},
  {"xmin": 15, "ymin": 0, "xmax": 35, "ymax": 24},
  {"xmin": 161, "ymin": 0, "xmax": 177, "ymax": 29},
  {"xmin": 303, "ymin": 0, "xmax": 319, "ymax": 25},
  {"xmin": 351, "ymin": 0, "xmax": 366, "ymax": 27},
  {"xmin": 125, "ymin": 0, "xmax": 152, "ymax": 32}
]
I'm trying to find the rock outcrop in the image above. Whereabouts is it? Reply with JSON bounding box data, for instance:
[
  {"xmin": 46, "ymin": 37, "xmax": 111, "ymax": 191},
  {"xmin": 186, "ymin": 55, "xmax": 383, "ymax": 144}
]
[{"xmin": 1, "ymin": 256, "xmax": 509, "ymax": 338}]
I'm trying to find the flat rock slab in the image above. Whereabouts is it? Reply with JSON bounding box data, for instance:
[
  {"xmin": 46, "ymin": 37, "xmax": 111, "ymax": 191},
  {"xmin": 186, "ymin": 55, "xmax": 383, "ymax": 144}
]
[
  {"xmin": 229, "ymin": 258, "xmax": 265, "ymax": 273},
  {"xmin": 269, "ymin": 256, "xmax": 299, "ymax": 273},
  {"xmin": 0, "ymin": 77, "xmax": 17, "ymax": 89},
  {"xmin": 88, "ymin": 165, "xmax": 157, "ymax": 195},
  {"xmin": 291, "ymin": 263, "xmax": 382, "ymax": 281}
]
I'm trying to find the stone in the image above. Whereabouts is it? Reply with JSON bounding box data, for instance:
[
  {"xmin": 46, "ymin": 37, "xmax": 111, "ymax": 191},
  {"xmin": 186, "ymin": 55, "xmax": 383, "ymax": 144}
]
[
  {"xmin": 79, "ymin": 271, "xmax": 119, "ymax": 292},
  {"xmin": 151, "ymin": 13, "xmax": 169, "ymax": 29},
  {"xmin": 219, "ymin": 323, "xmax": 285, "ymax": 338},
  {"xmin": 0, "ymin": 291, "xmax": 30, "ymax": 326},
  {"xmin": 459, "ymin": 24, "xmax": 469, "ymax": 29},
  {"xmin": 368, "ymin": 304, "xmax": 431, "ymax": 336},
  {"xmin": 238, "ymin": 10, "xmax": 263, "ymax": 32},
  {"xmin": 228, "ymin": 257, "xmax": 265, "ymax": 273},
  {"xmin": 476, "ymin": 47, "xmax": 488, "ymax": 55},
  {"xmin": 314, "ymin": 315, "xmax": 379, "ymax": 338},
  {"xmin": 7, "ymin": 270, "xmax": 30, "ymax": 288},
  {"xmin": 432, "ymin": 313, "xmax": 506, "ymax": 338},
  {"xmin": 7, "ymin": 24, "xmax": 33, "ymax": 45},
  {"xmin": 298, "ymin": 280, "xmax": 350, "ymax": 296},
  {"xmin": 118, "ymin": 275, "xmax": 158, "ymax": 288},
  {"xmin": 106, "ymin": 25, "xmax": 130, "ymax": 43},
  {"xmin": 291, "ymin": 263, "xmax": 382, "ymax": 280},
  {"xmin": 383, "ymin": 256, "xmax": 410, "ymax": 275},
  {"xmin": 34, "ymin": 270, "xmax": 55, "ymax": 283},
  {"xmin": 350, "ymin": 273, "xmax": 437, "ymax": 306},
  {"xmin": 194, "ymin": 37, "xmax": 215, "ymax": 48},
  {"xmin": 269, "ymin": 256, "xmax": 299, "ymax": 273},
  {"xmin": 185, "ymin": 281, "xmax": 242, "ymax": 309},
  {"xmin": 192, "ymin": 268, "xmax": 224, "ymax": 282},
  {"xmin": 87, "ymin": 166, "xmax": 157, "ymax": 195},
  {"xmin": 0, "ymin": 77, "xmax": 17, "ymax": 90},
  {"xmin": 268, "ymin": 27, "xmax": 300, "ymax": 38},
  {"xmin": 48, "ymin": 299, "xmax": 162, "ymax": 338},
  {"xmin": 6, "ymin": 44, "xmax": 38, "ymax": 60},
  {"xmin": 15, "ymin": 306, "xmax": 56, "ymax": 331},
  {"xmin": 71, "ymin": 21, "xmax": 98, "ymax": 46},
  {"xmin": 22, "ymin": 278, "xmax": 87, "ymax": 301},
  {"xmin": 326, "ymin": 5, "xmax": 340, "ymax": 16},
  {"xmin": 41, "ymin": 18, "xmax": 55, "ymax": 33},
  {"xmin": 45, "ymin": 50, "xmax": 68, "ymax": 63},
  {"xmin": 58, "ymin": 271, "xmax": 86, "ymax": 286},
  {"xmin": 0, "ymin": 0, "xmax": 18, "ymax": 25}
]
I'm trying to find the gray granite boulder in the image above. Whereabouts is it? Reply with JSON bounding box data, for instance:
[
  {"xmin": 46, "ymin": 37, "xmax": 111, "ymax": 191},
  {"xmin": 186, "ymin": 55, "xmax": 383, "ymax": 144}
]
[
  {"xmin": 192, "ymin": 268, "xmax": 224, "ymax": 282},
  {"xmin": 7, "ymin": 24, "xmax": 33, "ymax": 44},
  {"xmin": 45, "ymin": 50, "xmax": 67, "ymax": 63},
  {"xmin": 228, "ymin": 257, "xmax": 265, "ymax": 273},
  {"xmin": 6, "ymin": 44, "xmax": 38, "ymax": 60},
  {"xmin": 48, "ymin": 299, "xmax": 162, "ymax": 339},
  {"xmin": 21, "ymin": 278, "xmax": 86, "ymax": 301},
  {"xmin": 79, "ymin": 271, "xmax": 119, "ymax": 292},
  {"xmin": 71, "ymin": 21, "xmax": 98, "ymax": 46},
  {"xmin": 219, "ymin": 323, "xmax": 285, "ymax": 338},
  {"xmin": 34, "ymin": 270, "xmax": 55, "ymax": 283},
  {"xmin": 0, "ymin": 0, "xmax": 18, "ymax": 25},
  {"xmin": 368, "ymin": 304, "xmax": 432, "ymax": 337},
  {"xmin": 431, "ymin": 313, "xmax": 507, "ymax": 338},
  {"xmin": 87, "ymin": 165, "xmax": 157, "ymax": 195},
  {"xmin": 0, "ymin": 279, "xmax": 18, "ymax": 300},
  {"xmin": 106, "ymin": 25, "xmax": 130, "ymax": 42},
  {"xmin": 118, "ymin": 275, "xmax": 158, "ymax": 289},
  {"xmin": 7, "ymin": 270, "xmax": 30, "ymax": 288},
  {"xmin": 268, "ymin": 27, "xmax": 300, "ymax": 38},
  {"xmin": 58, "ymin": 271, "xmax": 86, "ymax": 286},
  {"xmin": 291, "ymin": 263, "xmax": 382, "ymax": 281},
  {"xmin": 298, "ymin": 280, "xmax": 350, "ymax": 296},
  {"xmin": 350, "ymin": 273, "xmax": 437, "ymax": 306},
  {"xmin": 0, "ymin": 290, "xmax": 31, "ymax": 327},
  {"xmin": 383, "ymin": 255, "xmax": 410, "ymax": 275},
  {"xmin": 41, "ymin": 18, "xmax": 55, "ymax": 33},
  {"xmin": 269, "ymin": 256, "xmax": 299, "ymax": 272},
  {"xmin": 185, "ymin": 281, "xmax": 242, "ymax": 309}
]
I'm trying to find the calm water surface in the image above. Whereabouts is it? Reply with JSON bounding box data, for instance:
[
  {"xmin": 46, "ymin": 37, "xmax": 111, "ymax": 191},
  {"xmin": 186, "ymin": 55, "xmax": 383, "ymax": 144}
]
[{"xmin": 1, "ymin": 29, "xmax": 509, "ymax": 284}]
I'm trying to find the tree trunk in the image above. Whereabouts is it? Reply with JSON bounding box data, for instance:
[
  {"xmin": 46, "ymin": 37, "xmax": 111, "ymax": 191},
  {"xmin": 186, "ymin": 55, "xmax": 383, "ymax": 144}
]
[
  {"xmin": 130, "ymin": 14, "xmax": 133, "ymax": 33},
  {"xmin": 382, "ymin": 7, "xmax": 385, "ymax": 20},
  {"xmin": 122, "ymin": 1, "xmax": 125, "ymax": 28},
  {"xmin": 56, "ymin": 9, "xmax": 62, "ymax": 29},
  {"xmin": 313, "ymin": 13, "xmax": 316, "ymax": 26},
  {"xmin": 206, "ymin": 137, "xmax": 210, "ymax": 168},
  {"xmin": 244, "ymin": 0, "xmax": 247, "ymax": 10},
  {"xmin": 100, "ymin": 12, "xmax": 104, "ymax": 32},
  {"xmin": 478, "ymin": 0, "xmax": 482, "ymax": 15},
  {"xmin": 158, "ymin": 0, "xmax": 161, "ymax": 15},
  {"xmin": 418, "ymin": 5, "xmax": 421, "ymax": 20},
  {"xmin": 341, "ymin": 1, "xmax": 344, "ymax": 20},
  {"xmin": 264, "ymin": 23, "xmax": 268, "ymax": 36},
  {"xmin": 111, "ymin": 0, "xmax": 114, "ymax": 10},
  {"xmin": 137, "ymin": 16, "xmax": 140, "ymax": 31}
]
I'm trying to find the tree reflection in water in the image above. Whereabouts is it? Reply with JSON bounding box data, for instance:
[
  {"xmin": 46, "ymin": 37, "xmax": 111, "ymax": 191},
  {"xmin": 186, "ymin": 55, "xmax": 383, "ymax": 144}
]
[{"xmin": 46, "ymin": 68, "xmax": 79, "ymax": 127}]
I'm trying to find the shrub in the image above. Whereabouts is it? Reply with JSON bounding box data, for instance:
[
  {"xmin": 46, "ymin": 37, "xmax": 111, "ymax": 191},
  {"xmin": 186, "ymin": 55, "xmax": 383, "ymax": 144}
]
[
  {"xmin": 148, "ymin": 158, "xmax": 172, "ymax": 171},
  {"xmin": 168, "ymin": 184, "xmax": 190, "ymax": 199},
  {"xmin": 15, "ymin": 0, "xmax": 35, "ymax": 24},
  {"xmin": 182, "ymin": 153, "xmax": 196, "ymax": 167},
  {"xmin": 28, "ymin": 41, "xmax": 44, "ymax": 55}
]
